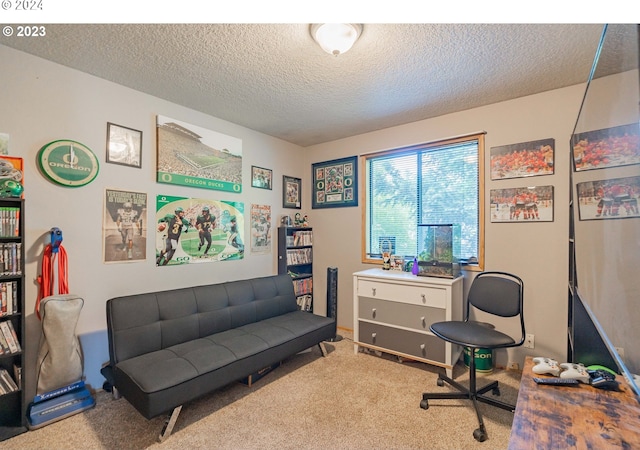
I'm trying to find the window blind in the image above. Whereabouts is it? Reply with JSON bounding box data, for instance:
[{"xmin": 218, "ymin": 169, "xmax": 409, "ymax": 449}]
[{"xmin": 366, "ymin": 138, "xmax": 479, "ymax": 261}]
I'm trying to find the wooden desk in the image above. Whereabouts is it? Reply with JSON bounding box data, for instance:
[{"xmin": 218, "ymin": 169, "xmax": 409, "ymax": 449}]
[{"xmin": 508, "ymin": 356, "xmax": 640, "ymax": 449}]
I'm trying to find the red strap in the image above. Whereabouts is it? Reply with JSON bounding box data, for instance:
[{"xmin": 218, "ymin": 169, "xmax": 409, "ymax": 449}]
[{"xmin": 35, "ymin": 244, "xmax": 69, "ymax": 320}]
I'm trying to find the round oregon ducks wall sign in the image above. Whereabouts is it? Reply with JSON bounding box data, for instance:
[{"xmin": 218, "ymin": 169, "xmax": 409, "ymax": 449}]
[{"xmin": 37, "ymin": 139, "xmax": 100, "ymax": 187}]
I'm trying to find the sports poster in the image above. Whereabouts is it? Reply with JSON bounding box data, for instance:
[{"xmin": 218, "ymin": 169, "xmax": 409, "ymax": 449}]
[
  {"xmin": 250, "ymin": 204, "xmax": 272, "ymax": 254},
  {"xmin": 572, "ymin": 123, "xmax": 640, "ymax": 171},
  {"xmin": 489, "ymin": 185, "xmax": 554, "ymax": 223},
  {"xmin": 490, "ymin": 138, "xmax": 555, "ymax": 180},
  {"xmin": 156, "ymin": 195, "xmax": 244, "ymax": 266},
  {"xmin": 103, "ymin": 189, "xmax": 147, "ymax": 263},
  {"xmin": 156, "ymin": 115, "xmax": 243, "ymax": 193},
  {"xmin": 577, "ymin": 176, "xmax": 640, "ymax": 220}
]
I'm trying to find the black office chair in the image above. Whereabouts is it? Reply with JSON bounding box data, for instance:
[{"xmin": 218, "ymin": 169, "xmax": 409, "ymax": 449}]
[{"xmin": 420, "ymin": 271, "xmax": 525, "ymax": 442}]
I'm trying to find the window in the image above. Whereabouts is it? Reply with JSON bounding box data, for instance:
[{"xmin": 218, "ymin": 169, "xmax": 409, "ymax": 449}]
[{"xmin": 363, "ymin": 133, "xmax": 484, "ymax": 270}]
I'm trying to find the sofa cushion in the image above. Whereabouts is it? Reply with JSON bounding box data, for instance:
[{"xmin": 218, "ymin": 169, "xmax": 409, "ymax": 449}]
[
  {"xmin": 116, "ymin": 309, "xmax": 326, "ymax": 394},
  {"xmin": 116, "ymin": 349, "xmax": 199, "ymax": 393},
  {"xmin": 265, "ymin": 311, "xmax": 334, "ymax": 336},
  {"xmin": 237, "ymin": 321, "xmax": 296, "ymax": 347}
]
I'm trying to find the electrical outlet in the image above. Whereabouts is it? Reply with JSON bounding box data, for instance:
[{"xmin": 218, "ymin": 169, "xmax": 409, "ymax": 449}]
[{"xmin": 524, "ymin": 333, "xmax": 535, "ymax": 349}]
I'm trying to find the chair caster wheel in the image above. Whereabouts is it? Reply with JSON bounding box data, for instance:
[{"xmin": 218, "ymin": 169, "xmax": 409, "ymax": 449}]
[
  {"xmin": 420, "ymin": 399, "xmax": 429, "ymax": 410},
  {"xmin": 492, "ymin": 387, "xmax": 500, "ymax": 396},
  {"xmin": 473, "ymin": 428, "xmax": 487, "ymax": 442},
  {"xmin": 437, "ymin": 378, "xmax": 444, "ymax": 387}
]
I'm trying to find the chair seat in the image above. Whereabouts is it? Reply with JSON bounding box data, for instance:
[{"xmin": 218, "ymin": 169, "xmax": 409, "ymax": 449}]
[{"xmin": 431, "ymin": 321, "xmax": 515, "ymax": 348}]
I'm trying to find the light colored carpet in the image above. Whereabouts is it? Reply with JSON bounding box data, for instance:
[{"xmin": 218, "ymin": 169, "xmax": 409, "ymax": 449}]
[{"xmin": 0, "ymin": 334, "xmax": 521, "ymax": 449}]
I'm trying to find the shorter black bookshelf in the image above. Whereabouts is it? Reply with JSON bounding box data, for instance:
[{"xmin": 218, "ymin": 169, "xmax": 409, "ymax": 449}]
[{"xmin": 278, "ymin": 227, "xmax": 313, "ymax": 312}]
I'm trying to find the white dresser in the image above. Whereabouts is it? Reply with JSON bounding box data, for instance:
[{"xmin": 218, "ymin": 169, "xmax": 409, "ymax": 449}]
[{"xmin": 353, "ymin": 268, "xmax": 464, "ymax": 378}]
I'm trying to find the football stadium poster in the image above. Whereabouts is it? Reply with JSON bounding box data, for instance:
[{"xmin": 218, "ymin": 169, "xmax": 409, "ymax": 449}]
[
  {"xmin": 156, "ymin": 195, "xmax": 244, "ymax": 266},
  {"xmin": 156, "ymin": 115, "xmax": 243, "ymax": 193},
  {"xmin": 103, "ymin": 189, "xmax": 147, "ymax": 263}
]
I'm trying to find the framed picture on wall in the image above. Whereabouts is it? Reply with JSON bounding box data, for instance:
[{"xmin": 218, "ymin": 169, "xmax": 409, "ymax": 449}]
[
  {"xmin": 106, "ymin": 122, "xmax": 143, "ymax": 169},
  {"xmin": 312, "ymin": 155, "xmax": 358, "ymax": 208},
  {"xmin": 489, "ymin": 185, "xmax": 554, "ymax": 222},
  {"xmin": 576, "ymin": 175, "xmax": 640, "ymax": 220},
  {"xmin": 490, "ymin": 138, "xmax": 555, "ymax": 180},
  {"xmin": 103, "ymin": 189, "xmax": 147, "ymax": 263},
  {"xmin": 156, "ymin": 115, "xmax": 243, "ymax": 193},
  {"xmin": 572, "ymin": 123, "xmax": 640, "ymax": 171},
  {"xmin": 283, "ymin": 175, "xmax": 301, "ymax": 209},
  {"xmin": 156, "ymin": 195, "xmax": 245, "ymax": 264},
  {"xmin": 251, "ymin": 166, "xmax": 272, "ymax": 190}
]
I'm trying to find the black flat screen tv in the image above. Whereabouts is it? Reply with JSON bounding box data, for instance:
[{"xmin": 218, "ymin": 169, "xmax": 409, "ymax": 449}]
[{"xmin": 570, "ymin": 24, "xmax": 640, "ymax": 398}]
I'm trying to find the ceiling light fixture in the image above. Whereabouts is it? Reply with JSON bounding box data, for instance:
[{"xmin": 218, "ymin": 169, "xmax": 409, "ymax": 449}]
[{"xmin": 310, "ymin": 23, "xmax": 362, "ymax": 56}]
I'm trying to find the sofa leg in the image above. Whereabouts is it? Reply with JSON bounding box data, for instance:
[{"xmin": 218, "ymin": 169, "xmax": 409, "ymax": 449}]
[
  {"xmin": 111, "ymin": 386, "xmax": 121, "ymax": 400},
  {"xmin": 158, "ymin": 405, "xmax": 182, "ymax": 442},
  {"xmin": 318, "ymin": 341, "xmax": 328, "ymax": 357}
]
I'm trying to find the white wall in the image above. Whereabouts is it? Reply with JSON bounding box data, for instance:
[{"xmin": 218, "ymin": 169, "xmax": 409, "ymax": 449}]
[
  {"xmin": 1, "ymin": 45, "xmax": 306, "ymax": 399},
  {"xmin": 306, "ymin": 84, "xmax": 588, "ymax": 369}
]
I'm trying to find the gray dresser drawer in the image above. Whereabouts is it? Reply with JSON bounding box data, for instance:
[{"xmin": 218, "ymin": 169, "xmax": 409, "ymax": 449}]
[
  {"xmin": 359, "ymin": 296, "xmax": 445, "ymax": 331},
  {"xmin": 357, "ymin": 279, "xmax": 447, "ymax": 308},
  {"xmin": 358, "ymin": 321, "xmax": 445, "ymax": 362}
]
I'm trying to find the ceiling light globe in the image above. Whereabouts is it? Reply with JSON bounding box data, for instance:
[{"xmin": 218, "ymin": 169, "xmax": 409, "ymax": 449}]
[{"xmin": 311, "ymin": 24, "xmax": 362, "ymax": 56}]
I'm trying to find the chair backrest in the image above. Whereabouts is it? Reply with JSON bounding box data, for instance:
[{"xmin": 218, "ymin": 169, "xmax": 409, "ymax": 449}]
[{"xmin": 467, "ymin": 271, "xmax": 524, "ymax": 318}]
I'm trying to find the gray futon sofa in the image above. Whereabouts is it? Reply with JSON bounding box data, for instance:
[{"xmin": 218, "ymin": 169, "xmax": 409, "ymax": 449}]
[{"xmin": 106, "ymin": 274, "xmax": 336, "ymax": 440}]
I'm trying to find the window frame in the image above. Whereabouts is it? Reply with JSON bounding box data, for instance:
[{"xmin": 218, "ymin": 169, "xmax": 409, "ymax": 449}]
[{"xmin": 360, "ymin": 132, "xmax": 485, "ymax": 271}]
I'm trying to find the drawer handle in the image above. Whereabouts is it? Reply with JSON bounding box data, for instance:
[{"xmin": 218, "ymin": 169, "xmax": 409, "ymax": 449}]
[
  {"xmin": 420, "ymin": 316, "xmax": 426, "ymax": 325},
  {"xmin": 372, "ymin": 308, "xmax": 377, "ymax": 318},
  {"xmin": 372, "ymin": 287, "xmax": 376, "ymax": 296},
  {"xmin": 421, "ymin": 293, "xmax": 426, "ymax": 302},
  {"xmin": 420, "ymin": 343, "xmax": 426, "ymax": 350},
  {"xmin": 372, "ymin": 332, "xmax": 377, "ymax": 339}
]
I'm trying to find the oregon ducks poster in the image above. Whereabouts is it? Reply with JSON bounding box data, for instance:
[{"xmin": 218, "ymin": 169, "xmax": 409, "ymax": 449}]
[{"xmin": 156, "ymin": 195, "xmax": 244, "ymax": 266}]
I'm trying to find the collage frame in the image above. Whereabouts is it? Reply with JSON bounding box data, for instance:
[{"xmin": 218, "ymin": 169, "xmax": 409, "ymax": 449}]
[{"xmin": 312, "ymin": 155, "xmax": 358, "ymax": 209}]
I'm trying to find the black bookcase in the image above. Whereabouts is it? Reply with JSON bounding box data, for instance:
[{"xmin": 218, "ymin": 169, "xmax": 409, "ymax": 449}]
[
  {"xmin": 0, "ymin": 198, "xmax": 26, "ymax": 441},
  {"xmin": 277, "ymin": 227, "xmax": 313, "ymax": 312}
]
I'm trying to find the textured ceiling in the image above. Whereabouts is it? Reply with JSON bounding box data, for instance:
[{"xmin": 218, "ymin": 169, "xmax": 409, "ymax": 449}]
[{"xmin": 0, "ymin": 23, "xmax": 612, "ymax": 147}]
